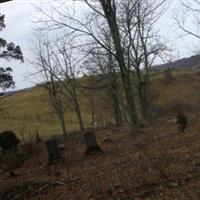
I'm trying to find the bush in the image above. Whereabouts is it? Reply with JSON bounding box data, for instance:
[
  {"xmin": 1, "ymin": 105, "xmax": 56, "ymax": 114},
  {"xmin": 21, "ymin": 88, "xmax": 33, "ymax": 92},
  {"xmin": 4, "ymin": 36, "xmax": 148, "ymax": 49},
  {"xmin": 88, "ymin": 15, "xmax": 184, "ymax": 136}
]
[
  {"xmin": 0, "ymin": 130, "xmax": 20, "ymax": 152},
  {"xmin": 0, "ymin": 149, "xmax": 24, "ymax": 177},
  {"xmin": 177, "ymin": 113, "xmax": 188, "ymax": 133},
  {"xmin": 171, "ymin": 99, "xmax": 194, "ymax": 114},
  {"xmin": 163, "ymin": 69, "xmax": 176, "ymax": 84}
]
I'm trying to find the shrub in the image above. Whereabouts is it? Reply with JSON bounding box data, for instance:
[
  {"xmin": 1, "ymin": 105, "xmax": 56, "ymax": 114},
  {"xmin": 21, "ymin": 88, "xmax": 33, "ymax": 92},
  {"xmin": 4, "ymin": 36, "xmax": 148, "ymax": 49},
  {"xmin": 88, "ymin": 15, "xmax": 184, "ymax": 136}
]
[
  {"xmin": 171, "ymin": 99, "xmax": 194, "ymax": 114},
  {"xmin": 0, "ymin": 149, "xmax": 24, "ymax": 177},
  {"xmin": 0, "ymin": 130, "xmax": 20, "ymax": 152},
  {"xmin": 163, "ymin": 69, "xmax": 176, "ymax": 84},
  {"xmin": 176, "ymin": 113, "xmax": 188, "ymax": 133}
]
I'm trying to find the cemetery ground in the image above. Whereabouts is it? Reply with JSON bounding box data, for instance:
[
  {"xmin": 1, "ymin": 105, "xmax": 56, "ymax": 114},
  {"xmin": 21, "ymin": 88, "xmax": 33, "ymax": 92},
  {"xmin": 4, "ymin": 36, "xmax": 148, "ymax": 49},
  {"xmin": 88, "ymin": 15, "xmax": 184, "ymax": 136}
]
[
  {"xmin": 0, "ymin": 114, "xmax": 200, "ymax": 199},
  {"xmin": 0, "ymin": 69, "xmax": 200, "ymax": 199}
]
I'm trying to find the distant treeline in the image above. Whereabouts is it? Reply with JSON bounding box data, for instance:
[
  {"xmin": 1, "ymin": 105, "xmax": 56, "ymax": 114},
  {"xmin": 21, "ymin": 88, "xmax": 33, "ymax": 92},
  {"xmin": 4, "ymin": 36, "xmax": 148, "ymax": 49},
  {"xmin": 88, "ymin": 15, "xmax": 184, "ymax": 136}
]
[{"xmin": 153, "ymin": 55, "xmax": 200, "ymax": 71}]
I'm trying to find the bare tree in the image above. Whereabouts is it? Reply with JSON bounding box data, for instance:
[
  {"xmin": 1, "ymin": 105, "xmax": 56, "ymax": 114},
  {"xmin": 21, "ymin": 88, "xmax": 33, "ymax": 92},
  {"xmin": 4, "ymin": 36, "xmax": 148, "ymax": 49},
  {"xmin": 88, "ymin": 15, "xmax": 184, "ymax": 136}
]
[
  {"xmin": 33, "ymin": 0, "xmax": 139, "ymax": 133},
  {"xmin": 33, "ymin": 0, "xmax": 167, "ymax": 133},
  {"xmin": 97, "ymin": 0, "xmax": 140, "ymax": 132},
  {"xmin": 119, "ymin": 0, "xmax": 167, "ymax": 119},
  {"xmin": 83, "ymin": 30, "xmax": 123, "ymax": 128},
  {"xmin": 33, "ymin": 34, "xmax": 85, "ymax": 133},
  {"xmin": 55, "ymin": 38, "xmax": 85, "ymax": 131},
  {"xmin": 34, "ymin": 38, "xmax": 67, "ymax": 137}
]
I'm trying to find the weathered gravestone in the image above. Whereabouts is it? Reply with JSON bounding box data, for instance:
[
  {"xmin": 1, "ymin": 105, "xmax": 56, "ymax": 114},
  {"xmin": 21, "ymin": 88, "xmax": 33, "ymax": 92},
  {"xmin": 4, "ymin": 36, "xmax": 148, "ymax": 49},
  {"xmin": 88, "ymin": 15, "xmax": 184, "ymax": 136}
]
[
  {"xmin": 46, "ymin": 139, "xmax": 62, "ymax": 165},
  {"xmin": 84, "ymin": 129, "xmax": 102, "ymax": 155}
]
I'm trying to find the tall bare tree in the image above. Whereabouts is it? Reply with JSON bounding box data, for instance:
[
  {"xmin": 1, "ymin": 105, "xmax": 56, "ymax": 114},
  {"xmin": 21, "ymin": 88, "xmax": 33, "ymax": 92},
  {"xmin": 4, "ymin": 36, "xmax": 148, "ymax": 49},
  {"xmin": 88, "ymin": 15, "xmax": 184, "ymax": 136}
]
[
  {"xmin": 33, "ymin": 0, "xmax": 167, "ymax": 133},
  {"xmin": 34, "ymin": 39, "xmax": 67, "ymax": 136},
  {"xmin": 83, "ymin": 29, "xmax": 123, "ymax": 127},
  {"xmin": 97, "ymin": 0, "xmax": 140, "ymax": 132},
  {"xmin": 34, "ymin": 0, "xmax": 139, "ymax": 133},
  {"xmin": 34, "ymin": 35, "xmax": 85, "ymax": 132},
  {"xmin": 55, "ymin": 38, "xmax": 85, "ymax": 131},
  {"xmin": 120, "ymin": 0, "xmax": 167, "ymax": 119}
]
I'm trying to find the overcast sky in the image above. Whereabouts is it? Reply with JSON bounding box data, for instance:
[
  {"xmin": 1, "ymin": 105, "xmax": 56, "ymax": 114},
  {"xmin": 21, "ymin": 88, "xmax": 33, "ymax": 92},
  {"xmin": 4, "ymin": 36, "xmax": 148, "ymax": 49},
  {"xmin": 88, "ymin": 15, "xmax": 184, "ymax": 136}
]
[{"xmin": 1, "ymin": 0, "xmax": 199, "ymax": 90}]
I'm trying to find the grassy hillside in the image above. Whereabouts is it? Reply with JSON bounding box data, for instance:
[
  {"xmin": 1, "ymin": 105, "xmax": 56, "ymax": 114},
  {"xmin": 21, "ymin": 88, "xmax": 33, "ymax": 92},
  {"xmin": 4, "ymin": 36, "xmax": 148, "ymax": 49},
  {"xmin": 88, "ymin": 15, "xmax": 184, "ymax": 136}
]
[
  {"xmin": 0, "ymin": 69, "xmax": 199, "ymax": 140},
  {"xmin": 152, "ymin": 70, "xmax": 200, "ymax": 114},
  {"xmin": 0, "ymin": 78, "xmax": 113, "ymax": 140}
]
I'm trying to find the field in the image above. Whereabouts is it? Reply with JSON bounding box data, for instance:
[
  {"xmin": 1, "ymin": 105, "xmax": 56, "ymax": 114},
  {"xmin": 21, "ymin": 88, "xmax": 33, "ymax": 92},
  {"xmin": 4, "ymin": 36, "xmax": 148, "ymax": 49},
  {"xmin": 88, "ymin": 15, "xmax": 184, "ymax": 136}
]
[{"xmin": 0, "ymin": 77, "xmax": 113, "ymax": 140}]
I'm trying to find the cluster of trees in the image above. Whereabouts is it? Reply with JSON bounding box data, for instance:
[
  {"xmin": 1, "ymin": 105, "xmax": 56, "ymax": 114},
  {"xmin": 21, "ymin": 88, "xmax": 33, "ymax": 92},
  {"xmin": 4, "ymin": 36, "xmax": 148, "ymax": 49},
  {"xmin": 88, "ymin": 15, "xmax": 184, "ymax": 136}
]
[
  {"xmin": 1, "ymin": 0, "xmax": 198, "ymax": 141},
  {"xmin": 32, "ymin": 0, "xmax": 168, "ymax": 136},
  {"xmin": 31, "ymin": 0, "xmax": 200, "ymax": 137}
]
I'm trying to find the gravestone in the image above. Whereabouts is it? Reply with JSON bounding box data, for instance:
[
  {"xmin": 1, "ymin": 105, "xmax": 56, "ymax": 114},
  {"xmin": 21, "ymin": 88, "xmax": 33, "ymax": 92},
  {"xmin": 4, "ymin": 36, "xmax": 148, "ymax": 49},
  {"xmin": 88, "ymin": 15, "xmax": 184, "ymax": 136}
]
[
  {"xmin": 46, "ymin": 139, "xmax": 62, "ymax": 164},
  {"xmin": 84, "ymin": 129, "xmax": 102, "ymax": 155}
]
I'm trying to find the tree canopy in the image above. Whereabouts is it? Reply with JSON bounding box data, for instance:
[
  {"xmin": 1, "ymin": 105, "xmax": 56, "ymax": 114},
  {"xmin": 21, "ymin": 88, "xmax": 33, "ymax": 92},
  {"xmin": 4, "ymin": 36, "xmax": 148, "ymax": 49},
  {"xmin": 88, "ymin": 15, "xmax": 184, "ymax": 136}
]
[{"xmin": 0, "ymin": 13, "xmax": 23, "ymax": 90}]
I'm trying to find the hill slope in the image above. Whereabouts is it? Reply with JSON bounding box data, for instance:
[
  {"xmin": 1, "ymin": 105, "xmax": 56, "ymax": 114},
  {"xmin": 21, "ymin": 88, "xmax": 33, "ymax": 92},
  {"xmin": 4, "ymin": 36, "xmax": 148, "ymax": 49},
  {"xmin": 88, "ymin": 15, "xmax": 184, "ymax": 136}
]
[
  {"xmin": 154, "ymin": 55, "xmax": 200, "ymax": 71},
  {"xmin": 0, "ymin": 69, "xmax": 200, "ymax": 140}
]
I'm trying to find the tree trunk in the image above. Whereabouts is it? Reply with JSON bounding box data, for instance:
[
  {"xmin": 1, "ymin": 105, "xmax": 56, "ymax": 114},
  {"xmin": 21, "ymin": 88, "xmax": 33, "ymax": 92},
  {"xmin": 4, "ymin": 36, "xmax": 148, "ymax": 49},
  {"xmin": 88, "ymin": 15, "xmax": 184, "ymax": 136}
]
[
  {"xmin": 100, "ymin": 1, "xmax": 139, "ymax": 133},
  {"xmin": 138, "ymin": 80, "xmax": 153, "ymax": 120},
  {"xmin": 119, "ymin": 92, "xmax": 128, "ymax": 124},
  {"xmin": 58, "ymin": 111, "xmax": 67, "ymax": 137},
  {"xmin": 111, "ymin": 83, "xmax": 122, "ymax": 127},
  {"xmin": 74, "ymin": 101, "xmax": 85, "ymax": 131},
  {"xmin": 71, "ymin": 79, "xmax": 85, "ymax": 131},
  {"xmin": 90, "ymin": 99, "xmax": 95, "ymax": 127},
  {"xmin": 138, "ymin": 16, "xmax": 154, "ymax": 120}
]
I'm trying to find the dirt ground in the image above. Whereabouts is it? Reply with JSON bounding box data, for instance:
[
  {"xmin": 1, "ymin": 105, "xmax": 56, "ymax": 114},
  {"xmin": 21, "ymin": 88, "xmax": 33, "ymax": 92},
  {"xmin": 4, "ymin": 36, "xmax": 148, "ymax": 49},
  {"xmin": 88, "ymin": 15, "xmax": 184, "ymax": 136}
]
[{"xmin": 0, "ymin": 114, "xmax": 200, "ymax": 200}]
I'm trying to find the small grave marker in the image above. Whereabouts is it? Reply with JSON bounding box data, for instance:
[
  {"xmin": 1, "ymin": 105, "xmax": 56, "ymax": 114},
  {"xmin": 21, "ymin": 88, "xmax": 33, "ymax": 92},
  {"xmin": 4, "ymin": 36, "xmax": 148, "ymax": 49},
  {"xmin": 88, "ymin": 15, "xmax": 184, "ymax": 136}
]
[
  {"xmin": 84, "ymin": 129, "xmax": 102, "ymax": 155},
  {"xmin": 46, "ymin": 139, "xmax": 62, "ymax": 164}
]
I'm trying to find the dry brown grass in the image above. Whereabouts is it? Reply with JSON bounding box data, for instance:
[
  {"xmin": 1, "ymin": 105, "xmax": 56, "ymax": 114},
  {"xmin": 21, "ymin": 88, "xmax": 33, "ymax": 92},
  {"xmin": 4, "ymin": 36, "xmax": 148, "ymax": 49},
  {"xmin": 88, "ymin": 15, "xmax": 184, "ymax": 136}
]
[{"xmin": 0, "ymin": 69, "xmax": 200, "ymax": 141}]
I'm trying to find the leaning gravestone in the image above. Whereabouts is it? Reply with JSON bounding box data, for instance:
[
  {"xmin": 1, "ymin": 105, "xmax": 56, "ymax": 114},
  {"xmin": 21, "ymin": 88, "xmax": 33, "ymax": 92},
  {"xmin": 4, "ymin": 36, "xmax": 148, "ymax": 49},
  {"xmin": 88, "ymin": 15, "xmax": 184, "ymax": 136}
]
[
  {"xmin": 84, "ymin": 129, "xmax": 102, "ymax": 155},
  {"xmin": 46, "ymin": 139, "xmax": 62, "ymax": 165}
]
